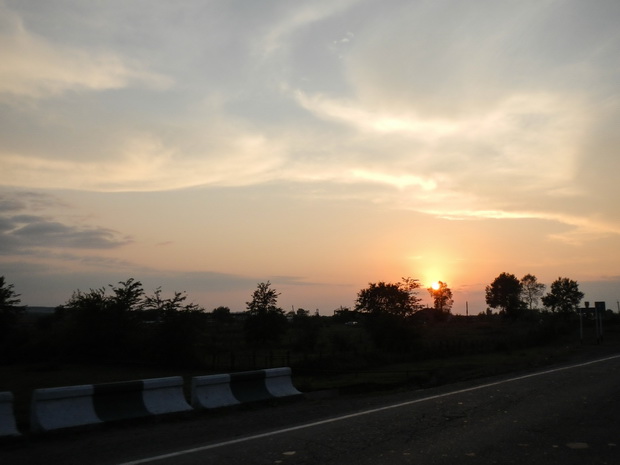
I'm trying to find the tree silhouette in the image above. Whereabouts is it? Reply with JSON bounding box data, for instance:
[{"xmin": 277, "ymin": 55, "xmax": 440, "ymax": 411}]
[
  {"xmin": 288, "ymin": 308, "xmax": 321, "ymax": 352},
  {"xmin": 355, "ymin": 277, "xmax": 421, "ymax": 317},
  {"xmin": 427, "ymin": 281, "xmax": 454, "ymax": 314},
  {"xmin": 0, "ymin": 276, "xmax": 25, "ymax": 343},
  {"xmin": 520, "ymin": 274, "xmax": 545, "ymax": 310},
  {"xmin": 244, "ymin": 281, "xmax": 288, "ymax": 347},
  {"xmin": 355, "ymin": 278, "xmax": 421, "ymax": 350},
  {"xmin": 211, "ymin": 306, "xmax": 233, "ymax": 324},
  {"xmin": 542, "ymin": 277, "xmax": 584, "ymax": 314},
  {"xmin": 142, "ymin": 286, "xmax": 207, "ymax": 365},
  {"xmin": 57, "ymin": 279, "xmax": 206, "ymax": 363},
  {"xmin": 59, "ymin": 280, "xmax": 145, "ymax": 359},
  {"xmin": 485, "ymin": 272, "xmax": 524, "ymax": 318}
]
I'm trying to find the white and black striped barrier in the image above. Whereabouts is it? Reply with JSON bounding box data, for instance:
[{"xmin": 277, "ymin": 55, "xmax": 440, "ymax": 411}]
[
  {"xmin": 0, "ymin": 391, "xmax": 20, "ymax": 437},
  {"xmin": 192, "ymin": 367, "xmax": 301, "ymax": 409},
  {"xmin": 21, "ymin": 367, "xmax": 301, "ymax": 434},
  {"xmin": 31, "ymin": 376, "xmax": 192, "ymax": 433}
]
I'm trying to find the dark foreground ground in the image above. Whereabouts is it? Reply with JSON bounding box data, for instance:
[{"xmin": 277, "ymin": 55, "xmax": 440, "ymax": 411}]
[{"xmin": 2, "ymin": 344, "xmax": 620, "ymax": 465}]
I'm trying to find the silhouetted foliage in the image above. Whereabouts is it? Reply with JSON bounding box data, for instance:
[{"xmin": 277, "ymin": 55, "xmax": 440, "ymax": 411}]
[
  {"xmin": 332, "ymin": 306, "xmax": 362, "ymax": 324},
  {"xmin": 205, "ymin": 306, "xmax": 243, "ymax": 354},
  {"xmin": 485, "ymin": 272, "xmax": 524, "ymax": 318},
  {"xmin": 110, "ymin": 278, "xmax": 145, "ymax": 312},
  {"xmin": 144, "ymin": 287, "xmax": 201, "ymax": 315},
  {"xmin": 365, "ymin": 312, "xmax": 420, "ymax": 351},
  {"xmin": 154, "ymin": 306, "xmax": 208, "ymax": 366},
  {"xmin": 142, "ymin": 287, "xmax": 207, "ymax": 366},
  {"xmin": 289, "ymin": 308, "xmax": 322, "ymax": 352},
  {"xmin": 57, "ymin": 279, "xmax": 145, "ymax": 360},
  {"xmin": 427, "ymin": 281, "xmax": 454, "ymax": 314},
  {"xmin": 520, "ymin": 274, "xmax": 546, "ymax": 310},
  {"xmin": 211, "ymin": 306, "xmax": 234, "ymax": 324},
  {"xmin": 355, "ymin": 277, "xmax": 422, "ymax": 317},
  {"xmin": 244, "ymin": 281, "xmax": 288, "ymax": 348},
  {"xmin": 355, "ymin": 278, "xmax": 422, "ymax": 350},
  {"xmin": 3, "ymin": 271, "xmax": 616, "ymax": 376},
  {"xmin": 0, "ymin": 276, "xmax": 25, "ymax": 338},
  {"xmin": 0, "ymin": 276, "xmax": 27, "ymax": 360},
  {"xmin": 49, "ymin": 279, "xmax": 209, "ymax": 364},
  {"xmin": 542, "ymin": 277, "xmax": 584, "ymax": 314}
]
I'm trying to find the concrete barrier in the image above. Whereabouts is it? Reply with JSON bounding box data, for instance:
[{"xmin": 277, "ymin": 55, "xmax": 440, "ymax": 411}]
[
  {"xmin": 31, "ymin": 376, "xmax": 192, "ymax": 432},
  {"xmin": 192, "ymin": 367, "xmax": 301, "ymax": 410},
  {"xmin": 264, "ymin": 367, "xmax": 302, "ymax": 398},
  {"xmin": 31, "ymin": 385, "xmax": 100, "ymax": 432},
  {"xmin": 143, "ymin": 376, "xmax": 193, "ymax": 415},
  {"xmin": 230, "ymin": 370, "xmax": 272, "ymax": 403},
  {"xmin": 93, "ymin": 380, "xmax": 149, "ymax": 423},
  {"xmin": 0, "ymin": 391, "xmax": 20, "ymax": 437},
  {"xmin": 192, "ymin": 374, "xmax": 239, "ymax": 409},
  {"xmin": 29, "ymin": 370, "xmax": 300, "ymax": 432}
]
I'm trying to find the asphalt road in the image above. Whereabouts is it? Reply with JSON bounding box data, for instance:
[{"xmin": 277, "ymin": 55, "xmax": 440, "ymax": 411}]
[{"xmin": 3, "ymin": 354, "xmax": 620, "ymax": 465}]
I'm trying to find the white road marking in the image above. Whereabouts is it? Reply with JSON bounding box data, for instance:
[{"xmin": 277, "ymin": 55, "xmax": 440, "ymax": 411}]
[{"xmin": 117, "ymin": 354, "xmax": 620, "ymax": 465}]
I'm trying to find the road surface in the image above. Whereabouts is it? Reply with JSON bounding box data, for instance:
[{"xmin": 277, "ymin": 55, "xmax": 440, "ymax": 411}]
[{"xmin": 3, "ymin": 354, "xmax": 620, "ymax": 464}]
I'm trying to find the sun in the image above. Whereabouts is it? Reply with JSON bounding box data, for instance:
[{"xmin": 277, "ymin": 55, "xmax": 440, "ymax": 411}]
[{"xmin": 430, "ymin": 281, "xmax": 441, "ymax": 291}]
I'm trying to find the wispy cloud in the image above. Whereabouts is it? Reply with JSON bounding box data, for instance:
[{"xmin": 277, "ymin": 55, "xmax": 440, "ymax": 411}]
[
  {"xmin": 0, "ymin": 191, "xmax": 131, "ymax": 253},
  {"xmin": 349, "ymin": 169, "xmax": 437, "ymax": 191},
  {"xmin": 0, "ymin": 3, "xmax": 172, "ymax": 101},
  {"xmin": 0, "ymin": 130, "xmax": 287, "ymax": 192},
  {"xmin": 0, "ymin": 214, "xmax": 131, "ymax": 252},
  {"xmin": 290, "ymin": 88, "xmax": 594, "ymax": 226},
  {"xmin": 258, "ymin": 0, "xmax": 361, "ymax": 57},
  {"xmin": 420, "ymin": 207, "xmax": 620, "ymax": 245},
  {"xmin": 294, "ymin": 90, "xmax": 461, "ymax": 138}
]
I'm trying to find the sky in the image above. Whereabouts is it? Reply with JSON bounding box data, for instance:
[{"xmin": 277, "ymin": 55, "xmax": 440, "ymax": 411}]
[{"xmin": 1, "ymin": 0, "xmax": 620, "ymax": 315}]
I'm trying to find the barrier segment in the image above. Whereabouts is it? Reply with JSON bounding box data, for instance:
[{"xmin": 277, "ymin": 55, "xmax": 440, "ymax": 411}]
[
  {"xmin": 93, "ymin": 380, "xmax": 149, "ymax": 422},
  {"xmin": 230, "ymin": 370, "xmax": 272, "ymax": 403},
  {"xmin": 31, "ymin": 385, "xmax": 99, "ymax": 433},
  {"xmin": 142, "ymin": 376, "xmax": 192, "ymax": 415},
  {"xmin": 0, "ymin": 391, "xmax": 20, "ymax": 437},
  {"xmin": 192, "ymin": 374, "xmax": 239, "ymax": 409},
  {"xmin": 192, "ymin": 367, "xmax": 301, "ymax": 410},
  {"xmin": 264, "ymin": 367, "xmax": 302, "ymax": 398},
  {"xmin": 31, "ymin": 377, "xmax": 192, "ymax": 433}
]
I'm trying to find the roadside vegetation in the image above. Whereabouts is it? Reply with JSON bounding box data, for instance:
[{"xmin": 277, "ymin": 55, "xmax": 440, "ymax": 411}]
[{"xmin": 1, "ymin": 273, "xmax": 618, "ymax": 429}]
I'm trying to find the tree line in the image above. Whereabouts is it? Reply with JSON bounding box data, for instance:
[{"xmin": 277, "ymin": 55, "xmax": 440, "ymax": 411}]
[
  {"xmin": 0, "ymin": 277, "xmax": 323, "ymax": 366},
  {"xmin": 484, "ymin": 273, "xmax": 585, "ymax": 318},
  {"xmin": 348, "ymin": 273, "xmax": 587, "ymax": 319},
  {"xmin": 0, "ymin": 272, "xmax": 602, "ymax": 367}
]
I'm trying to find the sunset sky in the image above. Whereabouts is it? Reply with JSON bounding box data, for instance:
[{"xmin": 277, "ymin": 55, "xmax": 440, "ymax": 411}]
[{"xmin": 2, "ymin": 0, "xmax": 620, "ymax": 314}]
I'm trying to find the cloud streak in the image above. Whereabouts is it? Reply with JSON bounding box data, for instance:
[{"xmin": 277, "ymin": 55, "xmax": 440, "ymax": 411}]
[
  {"xmin": 0, "ymin": 214, "xmax": 131, "ymax": 252},
  {"xmin": 0, "ymin": 3, "xmax": 172, "ymax": 100},
  {"xmin": 0, "ymin": 191, "xmax": 131, "ymax": 253}
]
